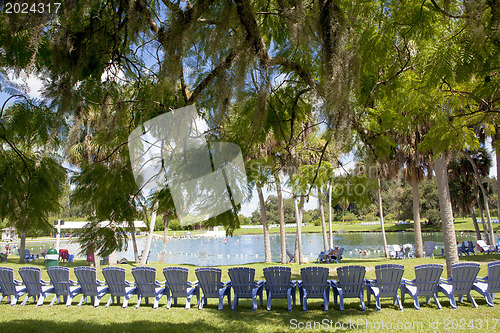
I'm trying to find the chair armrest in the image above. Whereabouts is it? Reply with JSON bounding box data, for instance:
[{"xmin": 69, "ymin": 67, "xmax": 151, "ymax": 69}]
[
  {"xmin": 96, "ymin": 279, "xmax": 104, "ymax": 285},
  {"xmin": 124, "ymin": 280, "xmax": 132, "ymax": 286},
  {"xmin": 69, "ymin": 280, "xmax": 78, "ymax": 285},
  {"xmin": 476, "ymin": 276, "xmax": 488, "ymax": 283},
  {"xmin": 401, "ymin": 278, "xmax": 415, "ymax": 286},
  {"xmin": 188, "ymin": 280, "xmax": 198, "ymax": 287},
  {"xmin": 41, "ymin": 279, "xmax": 50, "ymax": 285},
  {"xmin": 329, "ymin": 280, "xmax": 338, "ymax": 288},
  {"xmin": 439, "ymin": 278, "xmax": 451, "ymax": 284},
  {"xmin": 255, "ymin": 280, "xmax": 265, "ymax": 288},
  {"xmin": 290, "ymin": 280, "xmax": 297, "ymax": 287},
  {"xmin": 157, "ymin": 280, "xmax": 165, "ymax": 287},
  {"xmin": 223, "ymin": 280, "xmax": 231, "ymax": 287},
  {"xmin": 364, "ymin": 279, "xmax": 375, "ymax": 286},
  {"xmin": 14, "ymin": 279, "xmax": 22, "ymax": 285}
]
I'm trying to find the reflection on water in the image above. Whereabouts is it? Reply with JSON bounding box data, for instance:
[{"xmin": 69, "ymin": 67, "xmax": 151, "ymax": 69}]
[{"xmin": 23, "ymin": 232, "xmax": 475, "ymax": 266}]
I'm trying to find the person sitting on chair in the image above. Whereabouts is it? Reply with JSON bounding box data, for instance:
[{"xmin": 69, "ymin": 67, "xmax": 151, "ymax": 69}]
[{"xmin": 329, "ymin": 247, "xmax": 339, "ymax": 260}]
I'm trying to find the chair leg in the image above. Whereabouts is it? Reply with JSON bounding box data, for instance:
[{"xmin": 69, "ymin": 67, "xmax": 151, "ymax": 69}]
[
  {"xmin": 21, "ymin": 295, "xmax": 29, "ymax": 306},
  {"xmin": 167, "ymin": 295, "xmax": 173, "ymax": 309},
  {"xmin": 106, "ymin": 296, "xmax": 112, "ymax": 308},
  {"xmin": 433, "ymin": 294, "xmax": 442, "ymax": 310},
  {"xmin": 232, "ymin": 296, "xmax": 237, "ymax": 310},
  {"xmin": 467, "ymin": 293, "xmax": 478, "ymax": 308},
  {"xmin": 199, "ymin": 295, "xmax": 205, "ymax": 310},
  {"xmin": 37, "ymin": 295, "xmax": 46, "ymax": 306},
  {"xmin": 78, "ymin": 296, "xmax": 85, "ymax": 307},
  {"xmin": 266, "ymin": 291, "xmax": 271, "ymax": 311},
  {"xmin": 136, "ymin": 296, "xmax": 142, "ymax": 309},
  {"xmin": 395, "ymin": 294, "xmax": 403, "ymax": 311},
  {"xmin": 50, "ymin": 295, "xmax": 57, "ymax": 306},
  {"xmin": 360, "ymin": 292, "xmax": 366, "ymax": 311}
]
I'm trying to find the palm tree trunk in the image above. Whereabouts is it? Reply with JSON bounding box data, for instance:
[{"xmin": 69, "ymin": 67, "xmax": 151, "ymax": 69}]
[
  {"xmin": 465, "ymin": 152, "xmax": 495, "ymax": 245},
  {"xmin": 317, "ymin": 187, "xmax": 329, "ymax": 251},
  {"xmin": 377, "ymin": 176, "xmax": 389, "ymax": 257},
  {"xmin": 328, "ymin": 183, "xmax": 334, "ymax": 249},
  {"xmin": 141, "ymin": 201, "xmax": 159, "ymax": 266},
  {"xmin": 294, "ymin": 195, "xmax": 304, "ymax": 264},
  {"xmin": 434, "ymin": 154, "xmax": 459, "ymax": 278},
  {"xmin": 494, "ymin": 130, "xmax": 500, "ymax": 240},
  {"xmin": 276, "ymin": 174, "xmax": 287, "ymax": 264},
  {"xmin": 410, "ymin": 170, "xmax": 424, "ymax": 258},
  {"xmin": 19, "ymin": 232, "xmax": 26, "ymax": 264},
  {"xmin": 257, "ymin": 181, "xmax": 272, "ymax": 263},
  {"xmin": 476, "ymin": 191, "xmax": 489, "ymax": 241},
  {"xmin": 470, "ymin": 204, "xmax": 482, "ymax": 240},
  {"xmin": 131, "ymin": 225, "xmax": 139, "ymax": 262},
  {"xmin": 160, "ymin": 213, "xmax": 170, "ymax": 263}
]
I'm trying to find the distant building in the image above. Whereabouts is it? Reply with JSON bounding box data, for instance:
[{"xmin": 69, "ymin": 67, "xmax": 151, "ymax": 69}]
[{"xmin": 1, "ymin": 227, "xmax": 18, "ymax": 242}]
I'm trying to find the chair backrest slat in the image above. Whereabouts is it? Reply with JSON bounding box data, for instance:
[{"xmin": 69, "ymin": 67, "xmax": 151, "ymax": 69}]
[
  {"xmin": 19, "ymin": 267, "xmax": 42, "ymax": 296},
  {"xmin": 132, "ymin": 267, "xmax": 158, "ymax": 297},
  {"xmin": 336, "ymin": 265, "xmax": 365, "ymax": 296},
  {"xmin": 0, "ymin": 267, "xmax": 17, "ymax": 296},
  {"xmin": 195, "ymin": 268, "xmax": 222, "ymax": 296},
  {"xmin": 228, "ymin": 267, "xmax": 255, "ymax": 296},
  {"xmin": 300, "ymin": 267, "xmax": 329, "ymax": 296},
  {"xmin": 103, "ymin": 267, "xmax": 127, "ymax": 295},
  {"xmin": 163, "ymin": 267, "xmax": 189, "ymax": 297},
  {"xmin": 48, "ymin": 267, "xmax": 71, "ymax": 296},
  {"xmin": 264, "ymin": 267, "xmax": 291, "ymax": 296},
  {"xmin": 74, "ymin": 267, "xmax": 98, "ymax": 296}
]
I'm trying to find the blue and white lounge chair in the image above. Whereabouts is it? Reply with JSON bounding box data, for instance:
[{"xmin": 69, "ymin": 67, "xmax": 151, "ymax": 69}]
[
  {"xmin": 473, "ymin": 260, "xmax": 500, "ymax": 307},
  {"xmin": 365, "ymin": 264, "xmax": 404, "ymax": 311},
  {"xmin": 298, "ymin": 267, "xmax": 330, "ymax": 311},
  {"xmin": 263, "ymin": 266, "xmax": 296, "ymax": 311},
  {"xmin": 0, "ymin": 267, "xmax": 27, "ymax": 305},
  {"xmin": 195, "ymin": 267, "xmax": 231, "ymax": 310},
  {"xmin": 423, "ymin": 241, "xmax": 436, "ymax": 258},
  {"xmin": 401, "ymin": 264, "xmax": 443, "ymax": 310},
  {"xmin": 163, "ymin": 267, "xmax": 199, "ymax": 310},
  {"xmin": 228, "ymin": 267, "xmax": 264, "ymax": 311},
  {"xmin": 102, "ymin": 267, "xmax": 137, "ymax": 308},
  {"xmin": 47, "ymin": 266, "xmax": 81, "ymax": 306},
  {"xmin": 18, "ymin": 267, "xmax": 55, "ymax": 306},
  {"xmin": 331, "ymin": 265, "xmax": 366, "ymax": 311},
  {"xmin": 131, "ymin": 267, "xmax": 165, "ymax": 309},
  {"xmin": 438, "ymin": 262, "xmax": 481, "ymax": 309},
  {"xmin": 74, "ymin": 267, "xmax": 109, "ymax": 307}
]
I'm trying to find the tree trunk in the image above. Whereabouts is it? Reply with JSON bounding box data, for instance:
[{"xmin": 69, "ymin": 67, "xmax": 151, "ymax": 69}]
[
  {"xmin": 465, "ymin": 152, "xmax": 495, "ymax": 245},
  {"xmin": 317, "ymin": 187, "xmax": 329, "ymax": 251},
  {"xmin": 276, "ymin": 174, "xmax": 287, "ymax": 264},
  {"xmin": 476, "ymin": 190, "xmax": 489, "ymax": 241},
  {"xmin": 377, "ymin": 176, "xmax": 389, "ymax": 257},
  {"xmin": 410, "ymin": 169, "xmax": 424, "ymax": 258},
  {"xmin": 257, "ymin": 182, "xmax": 272, "ymax": 263},
  {"xmin": 328, "ymin": 182, "xmax": 333, "ymax": 249},
  {"xmin": 19, "ymin": 232, "xmax": 26, "ymax": 263},
  {"xmin": 470, "ymin": 204, "xmax": 482, "ymax": 240},
  {"xmin": 160, "ymin": 213, "xmax": 170, "ymax": 263},
  {"xmin": 131, "ymin": 225, "xmax": 139, "ymax": 262},
  {"xmin": 108, "ymin": 251, "xmax": 117, "ymax": 266},
  {"xmin": 141, "ymin": 201, "xmax": 159, "ymax": 266},
  {"xmin": 435, "ymin": 154, "xmax": 459, "ymax": 278},
  {"xmin": 494, "ymin": 130, "xmax": 500, "ymax": 242},
  {"xmin": 294, "ymin": 195, "xmax": 304, "ymax": 264}
]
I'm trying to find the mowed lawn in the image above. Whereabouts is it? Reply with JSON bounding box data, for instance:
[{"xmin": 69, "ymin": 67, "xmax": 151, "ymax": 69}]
[{"xmin": 1, "ymin": 254, "xmax": 500, "ymax": 333}]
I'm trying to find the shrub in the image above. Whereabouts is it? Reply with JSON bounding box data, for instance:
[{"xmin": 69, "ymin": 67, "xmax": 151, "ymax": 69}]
[{"xmin": 427, "ymin": 209, "xmax": 441, "ymax": 225}]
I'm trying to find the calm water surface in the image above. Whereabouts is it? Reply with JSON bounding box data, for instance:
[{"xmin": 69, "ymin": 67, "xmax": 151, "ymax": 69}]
[{"xmin": 23, "ymin": 231, "xmax": 476, "ymax": 266}]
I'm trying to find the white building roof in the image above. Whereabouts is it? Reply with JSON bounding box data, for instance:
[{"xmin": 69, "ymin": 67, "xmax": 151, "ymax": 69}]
[{"xmin": 53, "ymin": 221, "xmax": 146, "ymax": 229}]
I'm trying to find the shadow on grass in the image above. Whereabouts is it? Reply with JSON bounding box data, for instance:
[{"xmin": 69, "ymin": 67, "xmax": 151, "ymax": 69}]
[
  {"xmin": 459, "ymin": 253, "xmax": 500, "ymax": 263},
  {"xmin": 0, "ymin": 319, "xmax": 223, "ymax": 333}
]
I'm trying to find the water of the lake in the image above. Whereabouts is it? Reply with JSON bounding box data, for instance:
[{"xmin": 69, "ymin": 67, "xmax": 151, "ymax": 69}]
[{"xmin": 22, "ymin": 231, "xmax": 476, "ymax": 266}]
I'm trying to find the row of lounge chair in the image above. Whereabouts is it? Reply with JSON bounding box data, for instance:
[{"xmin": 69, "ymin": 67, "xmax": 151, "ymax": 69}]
[{"xmin": 1, "ymin": 262, "xmax": 499, "ymax": 311}]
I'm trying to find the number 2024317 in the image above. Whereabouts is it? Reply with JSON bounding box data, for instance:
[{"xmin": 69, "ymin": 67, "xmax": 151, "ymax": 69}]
[{"xmin": 3, "ymin": 2, "xmax": 61, "ymax": 14}]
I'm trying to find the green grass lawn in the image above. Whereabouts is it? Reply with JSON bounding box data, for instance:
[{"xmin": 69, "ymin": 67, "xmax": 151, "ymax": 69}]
[
  {"xmin": 206, "ymin": 217, "xmax": 500, "ymax": 235},
  {"xmin": 1, "ymin": 254, "xmax": 499, "ymax": 332}
]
